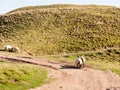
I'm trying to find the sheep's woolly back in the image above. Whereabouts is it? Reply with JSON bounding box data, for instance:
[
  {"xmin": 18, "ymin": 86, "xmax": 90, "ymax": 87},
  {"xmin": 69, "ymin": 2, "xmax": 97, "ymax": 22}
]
[
  {"xmin": 76, "ymin": 58, "xmax": 83, "ymax": 65},
  {"xmin": 75, "ymin": 56, "xmax": 86, "ymax": 68},
  {"xmin": 80, "ymin": 56, "xmax": 85, "ymax": 63},
  {"xmin": 5, "ymin": 45, "xmax": 12, "ymax": 51}
]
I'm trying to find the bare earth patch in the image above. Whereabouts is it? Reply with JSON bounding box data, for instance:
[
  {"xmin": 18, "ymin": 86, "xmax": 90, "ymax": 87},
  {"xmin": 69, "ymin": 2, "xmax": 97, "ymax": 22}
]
[{"xmin": 31, "ymin": 68, "xmax": 120, "ymax": 90}]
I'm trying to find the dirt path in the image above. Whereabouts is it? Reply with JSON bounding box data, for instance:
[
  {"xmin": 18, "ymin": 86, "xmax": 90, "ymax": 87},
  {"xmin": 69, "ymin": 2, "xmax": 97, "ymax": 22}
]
[
  {"xmin": 31, "ymin": 68, "xmax": 120, "ymax": 90},
  {"xmin": 0, "ymin": 54, "xmax": 120, "ymax": 90}
]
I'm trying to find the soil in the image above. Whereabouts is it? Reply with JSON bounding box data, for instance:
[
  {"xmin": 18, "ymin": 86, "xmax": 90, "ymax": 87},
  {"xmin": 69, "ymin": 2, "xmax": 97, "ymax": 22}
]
[{"xmin": 0, "ymin": 54, "xmax": 120, "ymax": 90}]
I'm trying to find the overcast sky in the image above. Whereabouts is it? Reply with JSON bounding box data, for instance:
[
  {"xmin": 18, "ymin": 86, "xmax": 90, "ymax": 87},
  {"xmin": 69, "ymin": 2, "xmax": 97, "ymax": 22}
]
[{"xmin": 0, "ymin": 0, "xmax": 120, "ymax": 14}]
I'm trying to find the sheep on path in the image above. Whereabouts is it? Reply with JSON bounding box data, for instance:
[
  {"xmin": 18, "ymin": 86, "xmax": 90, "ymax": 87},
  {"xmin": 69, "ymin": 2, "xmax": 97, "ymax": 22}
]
[{"xmin": 75, "ymin": 56, "xmax": 85, "ymax": 69}]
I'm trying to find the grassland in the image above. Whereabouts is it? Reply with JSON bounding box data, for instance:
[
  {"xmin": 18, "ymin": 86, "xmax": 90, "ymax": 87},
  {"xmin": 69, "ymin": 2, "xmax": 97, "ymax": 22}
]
[
  {"xmin": 0, "ymin": 60, "xmax": 47, "ymax": 90},
  {"xmin": 0, "ymin": 4, "xmax": 120, "ymax": 55}
]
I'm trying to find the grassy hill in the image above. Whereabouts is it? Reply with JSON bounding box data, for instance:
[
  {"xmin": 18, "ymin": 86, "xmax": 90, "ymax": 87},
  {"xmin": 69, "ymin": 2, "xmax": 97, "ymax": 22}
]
[{"xmin": 0, "ymin": 4, "xmax": 120, "ymax": 55}]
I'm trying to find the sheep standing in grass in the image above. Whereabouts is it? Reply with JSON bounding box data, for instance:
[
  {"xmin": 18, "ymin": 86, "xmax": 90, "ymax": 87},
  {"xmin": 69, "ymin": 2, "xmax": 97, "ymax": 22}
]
[
  {"xmin": 5, "ymin": 45, "xmax": 12, "ymax": 52},
  {"xmin": 75, "ymin": 56, "xmax": 85, "ymax": 69}
]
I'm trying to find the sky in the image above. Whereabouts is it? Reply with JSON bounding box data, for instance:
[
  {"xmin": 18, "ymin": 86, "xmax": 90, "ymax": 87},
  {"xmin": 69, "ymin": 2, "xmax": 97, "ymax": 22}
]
[{"xmin": 0, "ymin": 0, "xmax": 120, "ymax": 14}]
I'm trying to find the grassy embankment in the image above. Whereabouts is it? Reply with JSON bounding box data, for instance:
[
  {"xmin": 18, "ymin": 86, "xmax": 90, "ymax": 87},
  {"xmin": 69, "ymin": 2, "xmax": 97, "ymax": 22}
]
[
  {"xmin": 0, "ymin": 60, "xmax": 47, "ymax": 90},
  {"xmin": 0, "ymin": 4, "xmax": 120, "ymax": 55}
]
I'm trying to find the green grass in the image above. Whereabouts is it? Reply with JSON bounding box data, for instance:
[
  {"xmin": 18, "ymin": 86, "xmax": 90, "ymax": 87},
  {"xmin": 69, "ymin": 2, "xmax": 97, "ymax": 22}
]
[
  {"xmin": 0, "ymin": 4, "xmax": 120, "ymax": 55},
  {"xmin": 0, "ymin": 60, "xmax": 47, "ymax": 90},
  {"xmin": 86, "ymin": 60, "xmax": 120, "ymax": 76},
  {"xmin": 43, "ymin": 48, "xmax": 120, "ymax": 62}
]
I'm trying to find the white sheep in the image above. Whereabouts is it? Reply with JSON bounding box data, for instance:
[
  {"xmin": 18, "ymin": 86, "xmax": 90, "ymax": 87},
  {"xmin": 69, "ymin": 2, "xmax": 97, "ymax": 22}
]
[
  {"xmin": 5, "ymin": 45, "xmax": 12, "ymax": 52},
  {"xmin": 75, "ymin": 56, "xmax": 85, "ymax": 68},
  {"xmin": 4, "ymin": 45, "xmax": 19, "ymax": 52}
]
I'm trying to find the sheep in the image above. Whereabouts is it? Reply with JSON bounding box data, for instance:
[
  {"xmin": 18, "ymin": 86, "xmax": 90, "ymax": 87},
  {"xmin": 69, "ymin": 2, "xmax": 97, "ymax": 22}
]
[
  {"xmin": 75, "ymin": 56, "xmax": 85, "ymax": 69},
  {"xmin": 5, "ymin": 45, "xmax": 12, "ymax": 52},
  {"xmin": 4, "ymin": 45, "xmax": 19, "ymax": 52}
]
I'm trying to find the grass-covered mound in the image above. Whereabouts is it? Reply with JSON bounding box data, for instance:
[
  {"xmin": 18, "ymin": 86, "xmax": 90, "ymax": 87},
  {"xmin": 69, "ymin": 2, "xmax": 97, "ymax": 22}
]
[
  {"xmin": 0, "ymin": 60, "xmax": 47, "ymax": 90},
  {"xmin": 0, "ymin": 4, "xmax": 120, "ymax": 55}
]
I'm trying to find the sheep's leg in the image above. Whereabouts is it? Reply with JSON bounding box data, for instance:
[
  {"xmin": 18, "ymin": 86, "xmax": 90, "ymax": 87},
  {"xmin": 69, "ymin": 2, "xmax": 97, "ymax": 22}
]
[
  {"xmin": 82, "ymin": 63, "xmax": 84, "ymax": 68},
  {"xmin": 80, "ymin": 64, "xmax": 82, "ymax": 69},
  {"xmin": 77, "ymin": 63, "xmax": 80, "ymax": 69}
]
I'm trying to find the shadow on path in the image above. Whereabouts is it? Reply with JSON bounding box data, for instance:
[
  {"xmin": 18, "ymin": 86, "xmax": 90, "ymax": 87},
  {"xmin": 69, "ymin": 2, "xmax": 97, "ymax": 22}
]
[{"xmin": 60, "ymin": 64, "xmax": 76, "ymax": 69}]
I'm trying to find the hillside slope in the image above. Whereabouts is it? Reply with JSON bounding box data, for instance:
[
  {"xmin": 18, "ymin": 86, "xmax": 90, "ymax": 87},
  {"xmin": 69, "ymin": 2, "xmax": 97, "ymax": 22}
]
[{"xmin": 0, "ymin": 4, "xmax": 120, "ymax": 55}]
